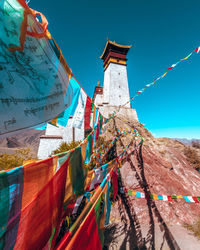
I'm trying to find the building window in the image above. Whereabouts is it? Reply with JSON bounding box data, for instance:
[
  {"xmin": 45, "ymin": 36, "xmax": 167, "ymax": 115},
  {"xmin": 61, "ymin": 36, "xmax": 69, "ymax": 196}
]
[
  {"xmin": 119, "ymin": 95, "xmax": 121, "ymax": 98},
  {"xmin": 118, "ymin": 72, "xmax": 120, "ymax": 75},
  {"xmin": 119, "ymin": 85, "xmax": 120, "ymax": 88}
]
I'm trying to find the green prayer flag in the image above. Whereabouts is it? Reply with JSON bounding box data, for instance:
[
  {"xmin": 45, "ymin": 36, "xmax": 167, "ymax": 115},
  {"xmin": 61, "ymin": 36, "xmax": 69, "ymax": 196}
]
[{"xmin": 69, "ymin": 147, "xmax": 86, "ymax": 196}]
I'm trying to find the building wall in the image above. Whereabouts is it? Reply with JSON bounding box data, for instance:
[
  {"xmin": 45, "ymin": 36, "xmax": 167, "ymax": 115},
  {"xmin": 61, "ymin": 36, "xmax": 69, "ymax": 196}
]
[
  {"xmin": 37, "ymin": 138, "xmax": 63, "ymax": 159},
  {"xmin": 101, "ymin": 105, "xmax": 138, "ymax": 120},
  {"xmin": 94, "ymin": 92, "xmax": 104, "ymax": 107},
  {"xmin": 103, "ymin": 65, "xmax": 111, "ymax": 104},
  {"xmin": 37, "ymin": 118, "xmax": 84, "ymax": 159},
  {"xmin": 103, "ymin": 63, "xmax": 131, "ymax": 108}
]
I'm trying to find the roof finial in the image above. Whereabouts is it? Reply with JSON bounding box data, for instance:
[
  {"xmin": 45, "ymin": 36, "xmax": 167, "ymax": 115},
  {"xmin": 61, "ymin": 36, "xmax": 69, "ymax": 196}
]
[{"xmin": 97, "ymin": 80, "xmax": 100, "ymax": 87}]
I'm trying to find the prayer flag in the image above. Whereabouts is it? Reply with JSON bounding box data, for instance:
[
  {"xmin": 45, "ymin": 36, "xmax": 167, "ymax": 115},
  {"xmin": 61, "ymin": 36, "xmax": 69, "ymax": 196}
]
[
  {"xmin": 69, "ymin": 146, "xmax": 86, "ymax": 196},
  {"xmin": 162, "ymin": 195, "xmax": 168, "ymax": 201},
  {"xmin": 111, "ymin": 170, "xmax": 118, "ymax": 199},
  {"xmin": 85, "ymin": 132, "xmax": 93, "ymax": 164},
  {"xmin": 84, "ymin": 96, "xmax": 91, "ymax": 130},
  {"xmin": 0, "ymin": 1, "xmax": 72, "ymax": 135},
  {"xmin": 57, "ymin": 77, "xmax": 81, "ymax": 127},
  {"xmin": 72, "ymin": 88, "xmax": 87, "ymax": 129},
  {"xmin": 66, "ymin": 208, "xmax": 102, "ymax": 250},
  {"xmin": 183, "ymin": 196, "xmax": 190, "ymax": 203},
  {"xmin": 105, "ymin": 180, "xmax": 111, "ymax": 225}
]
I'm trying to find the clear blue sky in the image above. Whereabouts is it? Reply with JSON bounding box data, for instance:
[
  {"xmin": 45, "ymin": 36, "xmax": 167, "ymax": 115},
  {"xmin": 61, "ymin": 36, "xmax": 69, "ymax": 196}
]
[{"xmin": 30, "ymin": 0, "xmax": 200, "ymax": 139}]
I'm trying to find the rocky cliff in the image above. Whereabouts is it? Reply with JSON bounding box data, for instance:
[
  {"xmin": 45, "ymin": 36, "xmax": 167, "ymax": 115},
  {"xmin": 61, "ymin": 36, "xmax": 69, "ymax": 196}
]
[{"xmin": 102, "ymin": 116, "xmax": 200, "ymax": 249}]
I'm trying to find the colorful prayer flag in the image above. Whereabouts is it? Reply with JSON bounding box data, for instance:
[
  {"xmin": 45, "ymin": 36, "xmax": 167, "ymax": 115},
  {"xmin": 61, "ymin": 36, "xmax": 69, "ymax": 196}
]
[{"xmin": 0, "ymin": 1, "xmax": 72, "ymax": 135}]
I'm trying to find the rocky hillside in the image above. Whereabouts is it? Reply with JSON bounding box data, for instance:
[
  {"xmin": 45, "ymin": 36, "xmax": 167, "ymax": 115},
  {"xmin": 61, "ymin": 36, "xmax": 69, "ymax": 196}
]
[
  {"xmin": 102, "ymin": 115, "xmax": 200, "ymax": 249},
  {"xmin": 0, "ymin": 129, "xmax": 44, "ymax": 157}
]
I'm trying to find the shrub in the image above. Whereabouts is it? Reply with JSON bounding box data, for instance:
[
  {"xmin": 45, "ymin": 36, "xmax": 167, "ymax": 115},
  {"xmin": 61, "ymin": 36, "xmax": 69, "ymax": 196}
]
[
  {"xmin": 95, "ymin": 136, "xmax": 107, "ymax": 148},
  {"xmin": 184, "ymin": 218, "xmax": 200, "ymax": 238},
  {"xmin": 183, "ymin": 147, "xmax": 200, "ymax": 171},
  {"xmin": 0, "ymin": 148, "xmax": 33, "ymax": 171},
  {"xmin": 192, "ymin": 141, "xmax": 200, "ymax": 149},
  {"xmin": 52, "ymin": 141, "xmax": 81, "ymax": 155}
]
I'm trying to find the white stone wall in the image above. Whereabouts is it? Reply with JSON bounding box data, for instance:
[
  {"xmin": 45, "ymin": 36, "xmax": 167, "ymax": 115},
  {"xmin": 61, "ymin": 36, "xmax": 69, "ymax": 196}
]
[
  {"xmin": 103, "ymin": 65, "xmax": 111, "ymax": 104},
  {"xmin": 101, "ymin": 105, "xmax": 138, "ymax": 120},
  {"xmin": 37, "ymin": 118, "xmax": 85, "ymax": 159},
  {"xmin": 94, "ymin": 93, "xmax": 103, "ymax": 106},
  {"xmin": 103, "ymin": 63, "xmax": 131, "ymax": 108},
  {"xmin": 37, "ymin": 138, "xmax": 63, "ymax": 159}
]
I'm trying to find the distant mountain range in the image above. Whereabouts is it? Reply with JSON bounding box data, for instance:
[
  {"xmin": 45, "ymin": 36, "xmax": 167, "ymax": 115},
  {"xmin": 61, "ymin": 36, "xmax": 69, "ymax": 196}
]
[
  {"xmin": 0, "ymin": 127, "xmax": 199, "ymax": 158},
  {"xmin": 0, "ymin": 129, "xmax": 45, "ymax": 157},
  {"xmin": 173, "ymin": 138, "xmax": 200, "ymax": 146}
]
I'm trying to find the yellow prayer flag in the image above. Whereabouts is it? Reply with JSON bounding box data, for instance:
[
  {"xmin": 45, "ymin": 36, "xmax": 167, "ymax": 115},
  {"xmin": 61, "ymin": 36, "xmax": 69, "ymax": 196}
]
[{"xmin": 153, "ymin": 194, "xmax": 159, "ymax": 200}]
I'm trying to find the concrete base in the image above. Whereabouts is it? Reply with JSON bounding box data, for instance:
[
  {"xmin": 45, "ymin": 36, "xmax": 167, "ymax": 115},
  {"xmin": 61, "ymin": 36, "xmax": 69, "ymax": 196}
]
[{"xmin": 98, "ymin": 105, "xmax": 138, "ymax": 121}]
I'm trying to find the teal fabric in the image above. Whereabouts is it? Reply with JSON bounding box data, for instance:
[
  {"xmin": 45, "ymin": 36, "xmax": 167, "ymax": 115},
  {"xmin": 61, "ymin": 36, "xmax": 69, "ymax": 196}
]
[
  {"xmin": 0, "ymin": 167, "xmax": 24, "ymax": 249},
  {"xmin": 85, "ymin": 133, "xmax": 93, "ymax": 164},
  {"xmin": 105, "ymin": 180, "xmax": 111, "ymax": 225},
  {"xmin": 183, "ymin": 196, "xmax": 190, "ymax": 203},
  {"xmin": 0, "ymin": 0, "xmax": 70, "ymax": 134},
  {"xmin": 57, "ymin": 77, "xmax": 81, "ymax": 127}
]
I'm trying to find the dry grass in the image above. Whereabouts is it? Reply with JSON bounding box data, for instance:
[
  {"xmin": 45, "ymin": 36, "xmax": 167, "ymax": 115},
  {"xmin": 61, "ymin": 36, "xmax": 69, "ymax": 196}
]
[
  {"xmin": 0, "ymin": 148, "xmax": 33, "ymax": 171},
  {"xmin": 183, "ymin": 147, "xmax": 200, "ymax": 171},
  {"xmin": 184, "ymin": 218, "xmax": 200, "ymax": 238},
  {"xmin": 52, "ymin": 141, "xmax": 81, "ymax": 155}
]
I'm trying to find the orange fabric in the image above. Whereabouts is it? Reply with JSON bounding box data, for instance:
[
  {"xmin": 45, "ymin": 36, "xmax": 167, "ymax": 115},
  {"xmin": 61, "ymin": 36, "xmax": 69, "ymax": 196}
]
[
  {"xmin": 22, "ymin": 156, "xmax": 58, "ymax": 209},
  {"xmin": 14, "ymin": 158, "xmax": 68, "ymax": 250},
  {"xmin": 84, "ymin": 169, "xmax": 94, "ymax": 190},
  {"xmin": 8, "ymin": 9, "xmax": 30, "ymax": 52},
  {"xmin": 26, "ymin": 9, "xmax": 48, "ymax": 38},
  {"xmin": 64, "ymin": 166, "xmax": 74, "ymax": 204},
  {"xmin": 80, "ymin": 140, "xmax": 87, "ymax": 162}
]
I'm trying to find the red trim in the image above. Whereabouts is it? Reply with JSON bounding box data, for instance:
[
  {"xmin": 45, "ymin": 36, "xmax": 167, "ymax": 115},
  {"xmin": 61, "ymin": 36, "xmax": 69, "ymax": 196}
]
[
  {"xmin": 104, "ymin": 51, "xmax": 127, "ymax": 65},
  {"xmin": 17, "ymin": 0, "xmax": 29, "ymax": 9}
]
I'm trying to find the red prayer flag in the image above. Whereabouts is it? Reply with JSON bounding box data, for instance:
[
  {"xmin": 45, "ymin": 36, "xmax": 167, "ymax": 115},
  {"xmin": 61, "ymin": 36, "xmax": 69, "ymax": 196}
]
[
  {"xmin": 111, "ymin": 170, "xmax": 118, "ymax": 199},
  {"xmin": 56, "ymin": 231, "xmax": 72, "ymax": 250},
  {"xmin": 192, "ymin": 197, "xmax": 199, "ymax": 203},
  {"xmin": 84, "ymin": 96, "xmax": 91, "ymax": 130},
  {"xmin": 96, "ymin": 123, "xmax": 100, "ymax": 141},
  {"xmin": 167, "ymin": 196, "xmax": 173, "ymax": 202},
  {"xmin": 66, "ymin": 208, "xmax": 102, "ymax": 250}
]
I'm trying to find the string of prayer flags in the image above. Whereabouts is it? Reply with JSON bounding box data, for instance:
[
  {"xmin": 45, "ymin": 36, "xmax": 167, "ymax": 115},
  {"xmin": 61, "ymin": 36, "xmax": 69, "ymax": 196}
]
[
  {"xmin": 127, "ymin": 189, "xmax": 200, "ymax": 203},
  {"xmin": 0, "ymin": 156, "xmax": 69, "ymax": 249},
  {"xmin": 117, "ymin": 45, "xmax": 200, "ymax": 112},
  {"xmin": 0, "ymin": 0, "xmax": 72, "ymax": 135}
]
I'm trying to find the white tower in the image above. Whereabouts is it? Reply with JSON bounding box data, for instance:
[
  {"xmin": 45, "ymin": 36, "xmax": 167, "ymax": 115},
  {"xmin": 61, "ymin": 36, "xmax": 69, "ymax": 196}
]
[{"xmin": 93, "ymin": 40, "xmax": 138, "ymax": 120}]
